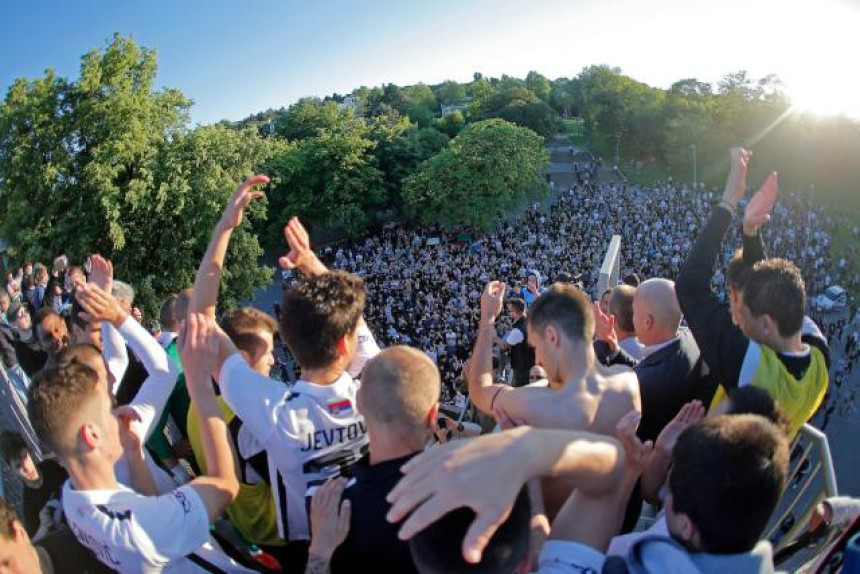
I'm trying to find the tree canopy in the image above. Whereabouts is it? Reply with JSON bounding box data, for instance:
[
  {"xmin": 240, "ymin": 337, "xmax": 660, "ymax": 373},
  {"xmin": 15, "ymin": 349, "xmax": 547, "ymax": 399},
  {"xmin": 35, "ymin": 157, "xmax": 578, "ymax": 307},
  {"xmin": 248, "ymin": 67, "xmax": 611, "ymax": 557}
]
[
  {"xmin": 0, "ymin": 35, "xmax": 284, "ymax": 314},
  {"xmin": 402, "ymin": 119, "xmax": 549, "ymax": 229}
]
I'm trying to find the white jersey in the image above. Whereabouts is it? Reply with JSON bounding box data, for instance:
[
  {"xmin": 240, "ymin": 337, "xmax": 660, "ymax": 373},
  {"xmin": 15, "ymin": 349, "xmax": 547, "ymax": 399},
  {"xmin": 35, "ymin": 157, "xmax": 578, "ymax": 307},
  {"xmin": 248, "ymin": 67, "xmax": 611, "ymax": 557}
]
[
  {"xmin": 219, "ymin": 325, "xmax": 379, "ymax": 541},
  {"xmin": 62, "ymin": 480, "xmax": 254, "ymax": 573}
]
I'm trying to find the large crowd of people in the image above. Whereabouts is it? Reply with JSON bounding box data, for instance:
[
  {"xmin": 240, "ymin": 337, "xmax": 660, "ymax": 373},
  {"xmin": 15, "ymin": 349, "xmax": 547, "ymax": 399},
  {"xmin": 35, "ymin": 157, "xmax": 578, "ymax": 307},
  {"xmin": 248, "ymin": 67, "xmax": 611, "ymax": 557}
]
[{"xmin": 0, "ymin": 147, "xmax": 857, "ymax": 573}]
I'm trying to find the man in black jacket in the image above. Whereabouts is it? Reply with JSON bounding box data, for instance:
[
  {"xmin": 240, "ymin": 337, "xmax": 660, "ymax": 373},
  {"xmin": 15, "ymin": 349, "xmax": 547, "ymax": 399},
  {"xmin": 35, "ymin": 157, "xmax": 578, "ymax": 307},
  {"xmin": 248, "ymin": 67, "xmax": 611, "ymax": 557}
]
[
  {"xmin": 595, "ymin": 278, "xmax": 714, "ymax": 443},
  {"xmin": 497, "ymin": 298, "xmax": 535, "ymax": 387}
]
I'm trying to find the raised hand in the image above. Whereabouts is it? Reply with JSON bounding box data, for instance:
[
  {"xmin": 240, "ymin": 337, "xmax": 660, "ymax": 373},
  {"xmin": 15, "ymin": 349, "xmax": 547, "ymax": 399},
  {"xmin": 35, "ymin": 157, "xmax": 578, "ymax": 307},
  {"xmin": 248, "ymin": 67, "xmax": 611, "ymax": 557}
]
[
  {"xmin": 88, "ymin": 254, "xmax": 114, "ymax": 294},
  {"xmin": 743, "ymin": 172, "xmax": 779, "ymax": 236},
  {"xmin": 722, "ymin": 147, "xmax": 752, "ymax": 207},
  {"xmin": 177, "ymin": 313, "xmax": 220, "ymax": 385},
  {"xmin": 654, "ymin": 400, "xmax": 705, "ymax": 456},
  {"xmin": 115, "ymin": 405, "xmax": 145, "ymax": 453},
  {"xmin": 220, "ymin": 175, "xmax": 270, "ymax": 230},
  {"xmin": 480, "ymin": 281, "xmax": 506, "ymax": 323},
  {"xmin": 76, "ymin": 283, "xmax": 127, "ymax": 327},
  {"xmin": 592, "ymin": 301, "xmax": 619, "ymax": 352},
  {"xmin": 308, "ymin": 478, "xmax": 352, "ymax": 561},
  {"xmin": 615, "ymin": 411, "xmax": 653, "ymax": 487},
  {"xmin": 386, "ymin": 428, "xmax": 531, "ymax": 564},
  {"xmin": 279, "ymin": 216, "xmax": 328, "ymax": 277}
]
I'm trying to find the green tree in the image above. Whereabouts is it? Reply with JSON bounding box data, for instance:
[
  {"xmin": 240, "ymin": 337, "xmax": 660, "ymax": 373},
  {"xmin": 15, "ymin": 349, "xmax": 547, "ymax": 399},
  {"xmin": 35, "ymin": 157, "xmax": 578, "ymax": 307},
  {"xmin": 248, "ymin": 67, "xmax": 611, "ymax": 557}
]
[
  {"xmin": 437, "ymin": 110, "xmax": 465, "ymax": 137},
  {"xmin": 266, "ymin": 121, "xmax": 385, "ymax": 238},
  {"xmin": 0, "ymin": 35, "xmax": 281, "ymax": 315},
  {"xmin": 402, "ymin": 119, "xmax": 548, "ymax": 229},
  {"xmin": 273, "ymin": 99, "xmax": 357, "ymax": 141},
  {"xmin": 436, "ymin": 80, "xmax": 467, "ymax": 105},
  {"xmin": 525, "ymin": 71, "xmax": 552, "ymax": 101},
  {"xmin": 376, "ymin": 127, "xmax": 449, "ymax": 207}
]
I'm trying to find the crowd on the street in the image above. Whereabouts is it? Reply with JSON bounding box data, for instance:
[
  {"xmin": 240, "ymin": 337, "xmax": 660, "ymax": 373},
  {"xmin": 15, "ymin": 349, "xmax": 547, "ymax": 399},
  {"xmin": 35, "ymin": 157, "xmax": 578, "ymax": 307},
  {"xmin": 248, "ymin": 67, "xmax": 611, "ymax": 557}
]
[{"xmin": 0, "ymin": 147, "xmax": 858, "ymax": 574}]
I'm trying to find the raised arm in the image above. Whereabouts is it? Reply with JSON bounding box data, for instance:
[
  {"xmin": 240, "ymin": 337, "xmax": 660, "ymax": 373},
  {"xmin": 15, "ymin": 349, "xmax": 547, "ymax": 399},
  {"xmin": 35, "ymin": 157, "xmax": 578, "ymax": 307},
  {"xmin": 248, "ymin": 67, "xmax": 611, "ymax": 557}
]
[
  {"xmin": 386, "ymin": 426, "xmax": 623, "ymax": 564},
  {"xmin": 76, "ymin": 283, "xmax": 180, "ymax": 440},
  {"xmin": 675, "ymin": 148, "xmax": 755, "ymax": 386},
  {"xmin": 742, "ymin": 171, "xmax": 778, "ymax": 265},
  {"xmin": 190, "ymin": 175, "xmax": 270, "ymax": 319},
  {"xmin": 87, "ymin": 255, "xmax": 129, "ymax": 391},
  {"xmin": 181, "ymin": 313, "xmax": 240, "ymax": 521},
  {"xmin": 466, "ymin": 281, "xmax": 512, "ymax": 414}
]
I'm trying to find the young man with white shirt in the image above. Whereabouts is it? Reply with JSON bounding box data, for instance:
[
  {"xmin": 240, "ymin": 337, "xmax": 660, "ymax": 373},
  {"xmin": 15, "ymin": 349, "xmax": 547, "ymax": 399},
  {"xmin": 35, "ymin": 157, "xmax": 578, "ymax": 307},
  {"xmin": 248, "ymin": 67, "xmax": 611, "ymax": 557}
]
[
  {"xmin": 27, "ymin": 312, "xmax": 252, "ymax": 573},
  {"xmin": 188, "ymin": 176, "xmax": 380, "ymax": 569}
]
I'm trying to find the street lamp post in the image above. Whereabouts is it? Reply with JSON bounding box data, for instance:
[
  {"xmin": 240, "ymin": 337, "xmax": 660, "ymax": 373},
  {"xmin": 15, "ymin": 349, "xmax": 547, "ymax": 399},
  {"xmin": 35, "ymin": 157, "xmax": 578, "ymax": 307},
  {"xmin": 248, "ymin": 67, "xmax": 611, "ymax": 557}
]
[{"xmin": 691, "ymin": 144, "xmax": 697, "ymax": 188}]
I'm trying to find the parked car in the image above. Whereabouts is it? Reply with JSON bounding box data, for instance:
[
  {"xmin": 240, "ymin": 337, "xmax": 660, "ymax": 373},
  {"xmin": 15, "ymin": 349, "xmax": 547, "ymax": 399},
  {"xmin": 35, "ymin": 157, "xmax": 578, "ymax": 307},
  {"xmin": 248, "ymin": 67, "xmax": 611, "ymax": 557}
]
[{"xmin": 814, "ymin": 285, "xmax": 848, "ymax": 311}]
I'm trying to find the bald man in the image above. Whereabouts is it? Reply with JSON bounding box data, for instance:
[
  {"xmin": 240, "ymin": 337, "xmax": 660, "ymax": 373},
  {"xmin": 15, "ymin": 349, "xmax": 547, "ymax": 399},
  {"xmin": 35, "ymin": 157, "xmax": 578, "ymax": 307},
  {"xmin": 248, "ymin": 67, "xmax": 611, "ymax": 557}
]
[
  {"xmin": 595, "ymin": 278, "xmax": 715, "ymax": 442},
  {"xmin": 310, "ymin": 346, "xmax": 441, "ymax": 574}
]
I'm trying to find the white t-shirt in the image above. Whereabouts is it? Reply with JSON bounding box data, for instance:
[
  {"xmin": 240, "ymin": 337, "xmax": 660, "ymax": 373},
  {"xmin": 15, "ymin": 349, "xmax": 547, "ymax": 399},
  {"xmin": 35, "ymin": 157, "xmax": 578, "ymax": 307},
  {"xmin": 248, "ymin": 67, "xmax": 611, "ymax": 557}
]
[
  {"xmin": 62, "ymin": 481, "xmax": 253, "ymax": 573},
  {"xmin": 505, "ymin": 327, "xmax": 525, "ymax": 346},
  {"xmin": 218, "ymin": 326, "xmax": 380, "ymax": 541}
]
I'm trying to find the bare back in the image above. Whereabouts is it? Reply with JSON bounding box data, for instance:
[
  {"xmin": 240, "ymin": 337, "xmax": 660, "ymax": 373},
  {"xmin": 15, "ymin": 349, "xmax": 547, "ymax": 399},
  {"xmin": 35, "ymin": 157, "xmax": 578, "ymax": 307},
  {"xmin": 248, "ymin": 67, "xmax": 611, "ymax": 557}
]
[{"xmin": 502, "ymin": 366, "xmax": 640, "ymax": 435}]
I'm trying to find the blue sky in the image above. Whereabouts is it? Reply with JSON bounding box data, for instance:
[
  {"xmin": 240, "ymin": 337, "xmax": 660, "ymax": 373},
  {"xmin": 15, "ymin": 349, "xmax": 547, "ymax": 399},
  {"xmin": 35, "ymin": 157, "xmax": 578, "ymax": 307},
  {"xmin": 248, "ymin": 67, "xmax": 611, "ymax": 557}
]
[{"xmin": 2, "ymin": 0, "xmax": 859, "ymax": 123}]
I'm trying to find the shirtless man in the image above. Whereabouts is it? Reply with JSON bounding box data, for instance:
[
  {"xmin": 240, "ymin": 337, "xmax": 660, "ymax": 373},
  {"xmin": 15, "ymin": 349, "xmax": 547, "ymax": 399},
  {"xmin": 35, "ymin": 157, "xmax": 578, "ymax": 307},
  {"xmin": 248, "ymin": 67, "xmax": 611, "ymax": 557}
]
[
  {"xmin": 467, "ymin": 281, "xmax": 639, "ymax": 518},
  {"xmin": 469, "ymin": 281, "xmax": 639, "ymax": 435}
]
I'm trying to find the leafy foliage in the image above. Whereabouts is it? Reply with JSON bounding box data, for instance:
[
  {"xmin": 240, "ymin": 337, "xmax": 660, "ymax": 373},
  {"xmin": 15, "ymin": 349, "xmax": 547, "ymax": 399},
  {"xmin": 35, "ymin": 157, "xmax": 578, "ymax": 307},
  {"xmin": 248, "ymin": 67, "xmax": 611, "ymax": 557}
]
[
  {"xmin": 402, "ymin": 119, "xmax": 549, "ymax": 229},
  {"xmin": 0, "ymin": 35, "xmax": 282, "ymax": 314}
]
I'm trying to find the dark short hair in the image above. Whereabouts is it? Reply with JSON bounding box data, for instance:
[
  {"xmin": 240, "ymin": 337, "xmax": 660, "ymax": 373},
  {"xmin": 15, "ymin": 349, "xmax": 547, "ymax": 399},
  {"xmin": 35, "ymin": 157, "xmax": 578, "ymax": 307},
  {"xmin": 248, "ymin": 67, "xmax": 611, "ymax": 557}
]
[
  {"xmin": 623, "ymin": 272, "xmax": 641, "ymax": 287},
  {"xmin": 0, "ymin": 498, "xmax": 19, "ymax": 540},
  {"xmin": 609, "ymin": 285, "xmax": 636, "ymax": 333},
  {"xmin": 528, "ymin": 282, "xmax": 594, "ymax": 343},
  {"xmin": 34, "ymin": 306, "xmax": 61, "ymax": 327},
  {"xmin": 726, "ymin": 386, "xmax": 788, "ymax": 431},
  {"xmin": 0, "ymin": 430, "xmax": 27, "ymax": 465},
  {"xmin": 669, "ymin": 415, "xmax": 789, "ymax": 553},
  {"xmin": 742, "ymin": 258, "xmax": 805, "ymax": 338},
  {"xmin": 506, "ymin": 298, "xmax": 526, "ymax": 315},
  {"xmin": 159, "ymin": 294, "xmax": 179, "ymax": 329},
  {"xmin": 28, "ymin": 363, "xmax": 102, "ymax": 456},
  {"xmin": 280, "ymin": 271, "xmax": 366, "ymax": 370},
  {"xmin": 221, "ymin": 307, "xmax": 277, "ymax": 357},
  {"xmin": 409, "ymin": 486, "xmax": 531, "ymax": 573},
  {"xmin": 726, "ymin": 250, "xmax": 750, "ymax": 290}
]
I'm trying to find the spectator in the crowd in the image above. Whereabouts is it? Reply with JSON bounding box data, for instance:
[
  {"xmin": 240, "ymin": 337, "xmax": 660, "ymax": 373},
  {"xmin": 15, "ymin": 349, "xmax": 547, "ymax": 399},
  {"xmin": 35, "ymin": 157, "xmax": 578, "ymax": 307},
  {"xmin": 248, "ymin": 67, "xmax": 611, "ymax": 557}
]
[
  {"xmin": 528, "ymin": 364, "xmax": 550, "ymax": 388},
  {"xmin": 5, "ymin": 299, "xmax": 48, "ymax": 376},
  {"xmin": 0, "ymin": 497, "xmax": 112, "ymax": 574},
  {"xmin": 33, "ymin": 307, "xmax": 69, "ymax": 366},
  {"xmin": 606, "ymin": 284, "xmax": 645, "ymax": 361},
  {"xmin": 1, "ymin": 430, "xmax": 68, "ymax": 539},
  {"xmin": 622, "ymin": 272, "xmax": 641, "ymax": 287},
  {"xmin": 595, "ymin": 279, "xmax": 714, "ymax": 443},
  {"xmin": 468, "ymin": 281, "xmax": 639, "ymax": 436},
  {"xmin": 496, "ymin": 297, "xmax": 535, "ymax": 387},
  {"xmin": 0, "ymin": 290, "xmax": 11, "ymax": 325},
  {"xmin": 308, "ymin": 345, "xmax": 442, "ymax": 573},
  {"xmin": 190, "ymin": 176, "xmax": 380, "ymax": 570},
  {"xmin": 599, "ymin": 288, "xmax": 613, "ymax": 315},
  {"xmin": 186, "ymin": 306, "xmax": 285, "ymax": 556},
  {"xmin": 676, "ymin": 148, "xmax": 829, "ymax": 437},
  {"xmin": 27, "ymin": 313, "xmax": 251, "ymax": 572}
]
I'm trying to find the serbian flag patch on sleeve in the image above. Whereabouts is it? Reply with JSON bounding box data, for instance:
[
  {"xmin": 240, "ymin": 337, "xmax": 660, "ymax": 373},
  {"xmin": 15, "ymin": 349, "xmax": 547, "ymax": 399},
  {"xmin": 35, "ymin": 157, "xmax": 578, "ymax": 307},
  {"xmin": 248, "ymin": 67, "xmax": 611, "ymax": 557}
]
[{"xmin": 328, "ymin": 399, "xmax": 353, "ymax": 415}]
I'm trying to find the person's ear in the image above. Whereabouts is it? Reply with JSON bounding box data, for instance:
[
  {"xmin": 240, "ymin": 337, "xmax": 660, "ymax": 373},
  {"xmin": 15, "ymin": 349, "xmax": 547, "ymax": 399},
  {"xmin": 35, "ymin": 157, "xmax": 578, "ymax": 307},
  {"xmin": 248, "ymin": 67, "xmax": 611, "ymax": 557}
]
[
  {"xmin": 80, "ymin": 422, "xmax": 99, "ymax": 450},
  {"xmin": 13, "ymin": 518, "xmax": 30, "ymax": 543},
  {"xmin": 760, "ymin": 315, "xmax": 776, "ymax": 337},
  {"xmin": 673, "ymin": 510, "xmax": 696, "ymax": 545},
  {"xmin": 546, "ymin": 324, "xmax": 559, "ymax": 348},
  {"xmin": 337, "ymin": 335, "xmax": 349, "ymax": 357},
  {"xmin": 647, "ymin": 313, "xmax": 655, "ymax": 332},
  {"xmin": 426, "ymin": 402, "xmax": 440, "ymax": 430}
]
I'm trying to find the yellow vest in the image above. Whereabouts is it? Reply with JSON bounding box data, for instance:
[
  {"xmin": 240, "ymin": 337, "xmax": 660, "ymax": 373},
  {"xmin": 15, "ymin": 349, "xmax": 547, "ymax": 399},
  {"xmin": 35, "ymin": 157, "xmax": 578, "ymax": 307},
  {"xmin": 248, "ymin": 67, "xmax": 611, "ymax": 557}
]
[
  {"xmin": 187, "ymin": 399, "xmax": 284, "ymax": 547},
  {"xmin": 709, "ymin": 343, "xmax": 829, "ymax": 438}
]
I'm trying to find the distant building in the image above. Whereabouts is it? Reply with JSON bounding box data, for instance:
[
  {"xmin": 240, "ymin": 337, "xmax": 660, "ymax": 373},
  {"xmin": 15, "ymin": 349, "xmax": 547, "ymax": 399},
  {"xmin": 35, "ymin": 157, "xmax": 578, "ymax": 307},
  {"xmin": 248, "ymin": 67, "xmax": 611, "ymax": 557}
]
[
  {"xmin": 440, "ymin": 100, "xmax": 471, "ymax": 117},
  {"xmin": 339, "ymin": 94, "xmax": 360, "ymax": 114}
]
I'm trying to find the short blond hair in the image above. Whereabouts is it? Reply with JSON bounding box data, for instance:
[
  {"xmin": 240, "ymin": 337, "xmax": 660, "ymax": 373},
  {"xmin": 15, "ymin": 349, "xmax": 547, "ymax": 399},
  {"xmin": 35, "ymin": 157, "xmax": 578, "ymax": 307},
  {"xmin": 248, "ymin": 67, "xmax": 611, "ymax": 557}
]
[{"xmin": 360, "ymin": 346, "xmax": 440, "ymax": 431}]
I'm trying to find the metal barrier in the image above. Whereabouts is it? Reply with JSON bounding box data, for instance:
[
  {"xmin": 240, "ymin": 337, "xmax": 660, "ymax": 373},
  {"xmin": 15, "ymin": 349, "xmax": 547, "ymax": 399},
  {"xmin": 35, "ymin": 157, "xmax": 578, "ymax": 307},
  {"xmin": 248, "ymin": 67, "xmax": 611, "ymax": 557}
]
[{"xmin": 765, "ymin": 424, "xmax": 839, "ymax": 563}]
